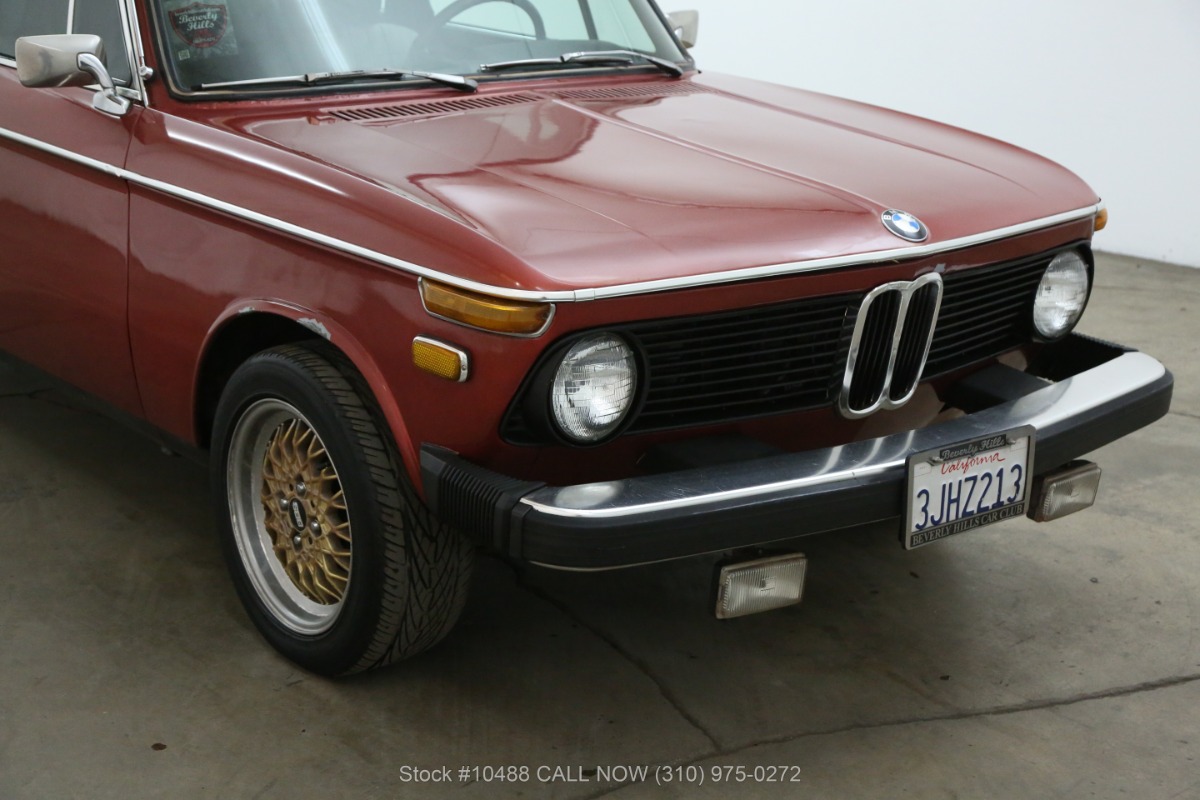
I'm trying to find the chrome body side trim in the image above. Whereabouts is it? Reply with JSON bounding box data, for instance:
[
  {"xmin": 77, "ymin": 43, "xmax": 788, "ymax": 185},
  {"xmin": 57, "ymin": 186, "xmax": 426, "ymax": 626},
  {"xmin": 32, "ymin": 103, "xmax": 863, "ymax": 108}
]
[
  {"xmin": 518, "ymin": 351, "xmax": 1167, "ymax": 520},
  {"xmin": 0, "ymin": 124, "xmax": 1100, "ymax": 303},
  {"xmin": 0, "ymin": 123, "xmax": 582, "ymax": 301},
  {"xmin": 0, "ymin": 126, "xmax": 127, "ymax": 179}
]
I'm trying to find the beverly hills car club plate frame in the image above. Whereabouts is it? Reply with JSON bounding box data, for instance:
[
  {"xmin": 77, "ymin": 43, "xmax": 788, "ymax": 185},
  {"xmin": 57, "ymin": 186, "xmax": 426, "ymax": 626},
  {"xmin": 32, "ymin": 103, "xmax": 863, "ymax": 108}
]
[{"xmin": 904, "ymin": 426, "xmax": 1036, "ymax": 550}]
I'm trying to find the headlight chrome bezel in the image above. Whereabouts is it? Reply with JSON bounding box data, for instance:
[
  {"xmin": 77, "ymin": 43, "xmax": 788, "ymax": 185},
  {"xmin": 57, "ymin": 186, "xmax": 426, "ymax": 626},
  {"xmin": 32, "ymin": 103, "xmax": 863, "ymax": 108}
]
[{"xmin": 1032, "ymin": 248, "xmax": 1093, "ymax": 341}]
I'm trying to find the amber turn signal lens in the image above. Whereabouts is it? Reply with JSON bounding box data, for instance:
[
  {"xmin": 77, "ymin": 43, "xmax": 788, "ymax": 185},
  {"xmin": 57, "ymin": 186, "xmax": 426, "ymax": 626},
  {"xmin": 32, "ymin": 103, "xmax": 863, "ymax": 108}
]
[
  {"xmin": 412, "ymin": 337, "xmax": 469, "ymax": 382},
  {"xmin": 1094, "ymin": 207, "xmax": 1108, "ymax": 232},
  {"xmin": 421, "ymin": 280, "xmax": 553, "ymax": 336}
]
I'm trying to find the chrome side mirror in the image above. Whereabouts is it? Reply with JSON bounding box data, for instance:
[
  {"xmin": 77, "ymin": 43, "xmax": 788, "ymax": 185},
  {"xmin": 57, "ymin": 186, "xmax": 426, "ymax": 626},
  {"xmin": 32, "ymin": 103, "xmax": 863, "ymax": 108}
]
[
  {"xmin": 15, "ymin": 34, "xmax": 131, "ymax": 117},
  {"xmin": 667, "ymin": 10, "xmax": 699, "ymax": 49}
]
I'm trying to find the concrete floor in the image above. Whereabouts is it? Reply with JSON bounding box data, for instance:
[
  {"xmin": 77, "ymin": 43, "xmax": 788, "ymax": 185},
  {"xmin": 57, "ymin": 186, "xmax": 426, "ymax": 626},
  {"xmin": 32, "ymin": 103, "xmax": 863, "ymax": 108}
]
[{"xmin": 1, "ymin": 253, "xmax": 1197, "ymax": 799}]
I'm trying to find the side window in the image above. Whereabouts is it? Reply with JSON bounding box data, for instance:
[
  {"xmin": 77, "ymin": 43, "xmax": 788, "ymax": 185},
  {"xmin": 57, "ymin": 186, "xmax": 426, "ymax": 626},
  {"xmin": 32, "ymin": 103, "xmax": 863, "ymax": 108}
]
[
  {"xmin": 72, "ymin": 0, "xmax": 132, "ymax": 84},
  {"xmin": 0, "ymin": 0, "xmax": 70, "ymax": 59}
]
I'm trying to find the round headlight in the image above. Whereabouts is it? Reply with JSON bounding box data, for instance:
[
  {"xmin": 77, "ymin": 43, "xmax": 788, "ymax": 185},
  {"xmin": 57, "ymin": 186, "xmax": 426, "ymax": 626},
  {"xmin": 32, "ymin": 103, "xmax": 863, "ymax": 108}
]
[
  {"xmin": 550, "ymin": 333, "xmax": 637, "ymax": 443},
  {"xmin": 1033, "ymin": 250, "xmax": 1091, "ymax": 339}
]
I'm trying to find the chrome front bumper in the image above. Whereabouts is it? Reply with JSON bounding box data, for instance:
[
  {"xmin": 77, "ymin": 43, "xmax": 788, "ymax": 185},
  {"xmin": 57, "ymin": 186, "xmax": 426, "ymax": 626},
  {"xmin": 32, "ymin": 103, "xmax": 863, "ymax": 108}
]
[{"xmin": 421, "ymin": 336, "xmax": 1172, "ymax": 570}]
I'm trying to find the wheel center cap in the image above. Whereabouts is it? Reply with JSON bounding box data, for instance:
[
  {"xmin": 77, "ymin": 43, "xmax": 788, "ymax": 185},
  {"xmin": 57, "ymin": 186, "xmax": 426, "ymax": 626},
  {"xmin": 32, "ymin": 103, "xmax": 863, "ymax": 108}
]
[{"xmin": 288, "ymin": 498, "xmax": 309, "ymax": 532}]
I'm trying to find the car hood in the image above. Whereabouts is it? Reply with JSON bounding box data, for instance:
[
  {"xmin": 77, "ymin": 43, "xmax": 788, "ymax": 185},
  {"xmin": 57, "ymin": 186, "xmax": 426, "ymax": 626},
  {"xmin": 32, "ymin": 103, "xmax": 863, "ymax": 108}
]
[{"xmin": 231, "ymin": 73, "xmax": 1099, "ymax": 293}]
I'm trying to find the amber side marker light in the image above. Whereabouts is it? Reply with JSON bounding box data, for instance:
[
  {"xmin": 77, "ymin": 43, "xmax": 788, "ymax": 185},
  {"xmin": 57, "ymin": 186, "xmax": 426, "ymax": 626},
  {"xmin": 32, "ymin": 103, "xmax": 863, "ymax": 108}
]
[
  {"xmin": 421, "ymin": 279, "xmax": 554, "ymax": 336},
  {"xmin": 1094, "ymin": 207, "xmax": 1108, "ymax": 232},
  {"xmin": 412, "ymin": 336, "xmax": 469, "ymax": 382}
]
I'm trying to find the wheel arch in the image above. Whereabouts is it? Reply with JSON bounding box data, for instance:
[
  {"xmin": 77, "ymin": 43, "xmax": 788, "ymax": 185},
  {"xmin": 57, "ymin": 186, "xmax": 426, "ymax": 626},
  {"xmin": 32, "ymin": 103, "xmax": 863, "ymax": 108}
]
[{"xmin": 194, "ymin": 302, "xmax": 419, "ymax": 482}]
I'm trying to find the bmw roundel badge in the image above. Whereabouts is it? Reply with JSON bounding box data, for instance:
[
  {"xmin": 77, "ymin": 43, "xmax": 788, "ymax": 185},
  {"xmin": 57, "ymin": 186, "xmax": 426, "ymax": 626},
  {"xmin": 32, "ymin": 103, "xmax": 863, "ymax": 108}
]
[{"xmin": 881, "ymin": 209, "xmax": 929, "ymax": 242}]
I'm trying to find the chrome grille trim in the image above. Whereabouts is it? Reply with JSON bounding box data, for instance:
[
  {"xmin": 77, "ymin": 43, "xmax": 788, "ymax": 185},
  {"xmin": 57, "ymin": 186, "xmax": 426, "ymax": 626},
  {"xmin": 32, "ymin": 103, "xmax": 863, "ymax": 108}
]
[{"xmin": 839, "ymin": 272, "xmax": 944, "ymax": 418}]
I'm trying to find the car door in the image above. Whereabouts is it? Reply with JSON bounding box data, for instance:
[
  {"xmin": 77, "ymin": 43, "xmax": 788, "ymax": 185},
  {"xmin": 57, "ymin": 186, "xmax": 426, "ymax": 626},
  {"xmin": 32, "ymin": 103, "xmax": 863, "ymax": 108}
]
[{"xmin": 0, "ymin": 0, "xmax": 143, "ymax": 416}]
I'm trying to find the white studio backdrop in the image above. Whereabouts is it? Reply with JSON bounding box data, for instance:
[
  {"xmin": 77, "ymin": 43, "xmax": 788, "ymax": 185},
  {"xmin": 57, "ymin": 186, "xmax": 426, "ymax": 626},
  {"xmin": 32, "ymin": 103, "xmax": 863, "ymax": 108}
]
[{"xmin": 674, "ymin": 1, "xmax": 1200, "ymax": 268}]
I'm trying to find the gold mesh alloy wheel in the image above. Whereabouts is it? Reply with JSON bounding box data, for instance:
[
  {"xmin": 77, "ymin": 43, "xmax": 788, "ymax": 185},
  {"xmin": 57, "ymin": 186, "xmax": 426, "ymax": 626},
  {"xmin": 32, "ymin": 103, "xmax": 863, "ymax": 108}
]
[
  {"xmin": 226, "ymin": 398, "xmax": 353, "ymax": 635},
  {"xmin": 260, "ymin": 417, "xmax": 352, "ymax": 605}
]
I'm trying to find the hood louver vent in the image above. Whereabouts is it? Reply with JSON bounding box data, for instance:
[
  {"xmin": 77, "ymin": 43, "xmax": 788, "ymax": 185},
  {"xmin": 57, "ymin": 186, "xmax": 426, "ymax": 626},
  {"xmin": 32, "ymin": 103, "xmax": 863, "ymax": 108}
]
[
  {"xmin": 551, "ymin": 82, "xmax": 712, "ymax": 101},
  {"xmin": 322, "ymin": 83, "xmax": 710, "ymax": 122},
  {"xmin": 323, "ymin": 92, "xmax": 541, "ymax": 122}
]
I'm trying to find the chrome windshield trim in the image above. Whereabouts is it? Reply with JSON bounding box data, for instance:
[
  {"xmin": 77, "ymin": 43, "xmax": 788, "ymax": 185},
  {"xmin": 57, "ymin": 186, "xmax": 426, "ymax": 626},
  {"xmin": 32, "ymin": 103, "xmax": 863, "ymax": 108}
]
[
  {"xmin": 120, "ymin": 0, "xmax": 150, "ymax": 102},
  {"xmin": 518, "ymin": 351, "xmax": 1167, "ymax": 520},
  {"xmin": 0, "ymin": 124, "xmax": 1100, "ymax": 303}
]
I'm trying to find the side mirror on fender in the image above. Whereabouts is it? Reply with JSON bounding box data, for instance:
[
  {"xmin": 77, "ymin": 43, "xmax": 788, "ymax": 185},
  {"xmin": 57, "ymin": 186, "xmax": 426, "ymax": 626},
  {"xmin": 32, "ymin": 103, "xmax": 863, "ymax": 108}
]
[
  {"xmin": 667, "ymin": 10, "xmax": 699, "ymax": 50},
  {"xmin": 15, "ymin": 34, "xmax": 131, "ymax": 117}
]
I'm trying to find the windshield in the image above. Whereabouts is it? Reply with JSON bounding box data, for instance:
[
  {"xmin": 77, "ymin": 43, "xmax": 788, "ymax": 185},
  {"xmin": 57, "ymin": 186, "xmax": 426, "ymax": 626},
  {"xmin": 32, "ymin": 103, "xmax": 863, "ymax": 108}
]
[{"xmin": 151, "ymin": 0, "xmax": 689, "ymax": 94}]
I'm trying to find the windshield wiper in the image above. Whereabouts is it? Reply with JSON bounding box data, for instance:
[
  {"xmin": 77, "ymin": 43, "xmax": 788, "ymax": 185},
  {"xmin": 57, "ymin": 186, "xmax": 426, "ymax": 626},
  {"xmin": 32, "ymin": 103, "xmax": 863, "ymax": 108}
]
[
  {"xmin": 198, "ymin": 69, "xmax": 478, "ymax": 92},
  {"xmin": 480, "ymin": 50, "xmax": 684, "ymax": 78}
]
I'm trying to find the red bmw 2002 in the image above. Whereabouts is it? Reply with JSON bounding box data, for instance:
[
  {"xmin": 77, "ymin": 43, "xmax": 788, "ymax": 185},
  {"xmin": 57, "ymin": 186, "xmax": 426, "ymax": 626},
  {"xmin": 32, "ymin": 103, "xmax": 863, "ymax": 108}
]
[{"xmin": 0, "ymin": 0, "xmax": 1173, "ymax": 675}]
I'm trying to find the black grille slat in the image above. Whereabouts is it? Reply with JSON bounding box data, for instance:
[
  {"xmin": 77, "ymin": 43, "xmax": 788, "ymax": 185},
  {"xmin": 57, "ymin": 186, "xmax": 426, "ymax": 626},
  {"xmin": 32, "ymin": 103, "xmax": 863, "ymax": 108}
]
[
  {"xmin": 924, "ymin": 255, "xmax": 1055, "ymax": 377},
  {"xmin": 934, "ymin": 314, "xmax": 1021, "ymax": 338},
  {"xmin": 634, "ymin": 306, "xmax": 849, "ymax": 340},
  {"xmin": 936, "ymin": 302, "xmax": 1027, "ymax": 327},
  {"xmin": 616, "ymin": 297, "xmax": 853, "ymax": 431},
  {"xmin": 648, "ymin": 335, "xmax": 838, "ymax": 360},
  {"xmin": 648, "ymin": 370, "xmax": 833, "ymax": 392},
  {"xmin": 847, "ymin": 291, "xmax": 900, "ymax": 410},
  {"xmin": 639, "ymin": 383, "xmax": 837, "ymax": 413},
  {"xmin": 890, "ymin": 283, "xmax": 940, "ymax": 400},
  {"xmin": 942, "ymin": 265, "xmax": 1045, "ymax": 291},
  {"xmin": 930, "ymin": 326, "xmax": 1021, "ymax": 354},
  {"xmin": 940, "ymin": 277, "xmax": 1043, "ymax": 305},
  {"xmin": 642, "ymin": 374, "xmax": 832, "ymax": 406},
  {"xmin": 941, "ymin": 271, "xmax": 1044, "ymax": 303},
  {"xmin": 650, "ymin": 340, "xmax": 839, "ymax": 372},
  {"xmin": 636, "ymin": 318, "xmax": 845, "ymax": 348},
  {"xmin": 938, "ymin": 280, "xmax": 1042, "ymax": 311}
]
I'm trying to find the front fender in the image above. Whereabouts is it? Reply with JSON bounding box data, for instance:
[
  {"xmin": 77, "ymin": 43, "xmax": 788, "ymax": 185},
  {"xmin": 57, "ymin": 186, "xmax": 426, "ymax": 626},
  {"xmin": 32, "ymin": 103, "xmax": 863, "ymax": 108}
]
[{"xmin": 196, "ymin": 299, "xmax": 422, "ymax": 488}]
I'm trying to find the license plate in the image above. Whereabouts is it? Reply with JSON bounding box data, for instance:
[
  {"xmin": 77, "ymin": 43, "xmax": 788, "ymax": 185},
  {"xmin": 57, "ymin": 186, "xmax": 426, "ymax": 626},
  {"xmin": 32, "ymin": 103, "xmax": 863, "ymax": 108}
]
[{"xmin": 904, "ymin": 426, "xmax": 1035, "ymax": 550}]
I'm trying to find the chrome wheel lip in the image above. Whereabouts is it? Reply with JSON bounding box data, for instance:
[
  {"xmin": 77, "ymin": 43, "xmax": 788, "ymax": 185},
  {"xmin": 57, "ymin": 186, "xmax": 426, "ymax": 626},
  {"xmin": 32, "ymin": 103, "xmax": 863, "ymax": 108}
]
[{"xmin": 227, "ymin": 398, "xmax": 351, "ymax": 636}]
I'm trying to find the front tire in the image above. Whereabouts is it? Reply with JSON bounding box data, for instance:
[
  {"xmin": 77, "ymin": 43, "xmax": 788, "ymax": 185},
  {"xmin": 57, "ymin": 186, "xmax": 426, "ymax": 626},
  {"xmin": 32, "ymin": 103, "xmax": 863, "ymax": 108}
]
[{"xmin": 211, "ymin": 343, "xmax": 473, "ymax": 675}]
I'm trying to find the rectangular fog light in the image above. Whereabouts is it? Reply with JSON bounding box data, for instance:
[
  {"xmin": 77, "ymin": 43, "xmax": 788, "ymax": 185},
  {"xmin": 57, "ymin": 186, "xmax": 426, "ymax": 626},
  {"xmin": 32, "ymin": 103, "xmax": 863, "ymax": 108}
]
[
  {"xmin": 715, "ymin": 553, "xmax": 807, "ymax": 620},
  {"xmin": 1028, "ymin": 460, "xmax": 1102, "ymax": 523}
]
